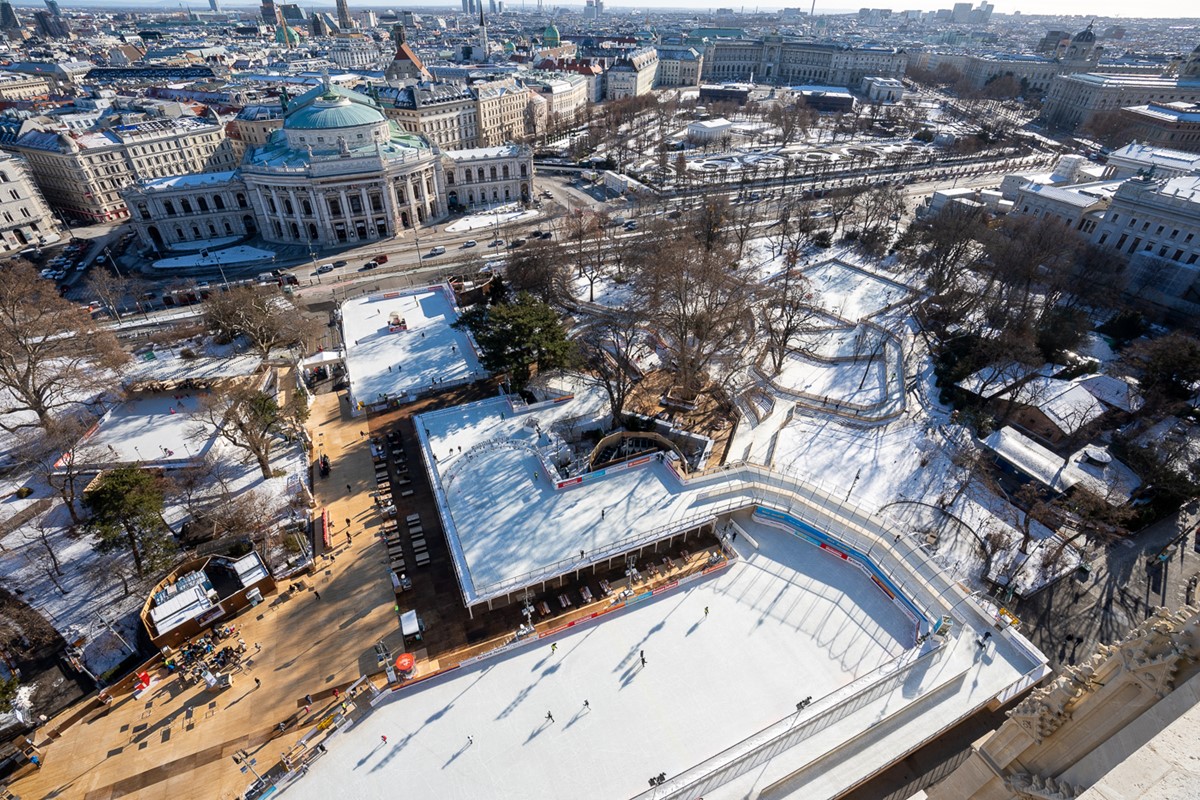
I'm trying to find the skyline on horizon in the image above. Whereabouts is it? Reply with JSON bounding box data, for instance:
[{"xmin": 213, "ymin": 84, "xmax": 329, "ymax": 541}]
[{"xmin": 10, "ymin": 0, "xmax": 1199, "ymax": 21}]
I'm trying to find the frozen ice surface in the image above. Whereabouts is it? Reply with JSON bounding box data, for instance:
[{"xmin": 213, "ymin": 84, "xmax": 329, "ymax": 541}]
[
  {"xmin": 445, "ymin": 207, "xmax": 538, "ymax": 233},
  {"xmin": 342, "ymin": 288, "xmax": 484, "ymax": 406},
  {"xmin": 151, "ymin": 245, "xmax": 277, "ymax": 269},
  {"xmin": 286, "ymin": 513, "xmax": 915, "ymax": 800},
  {"xmin": 77, "ymin": 390, "xmax": 218, "ymax": 467}
]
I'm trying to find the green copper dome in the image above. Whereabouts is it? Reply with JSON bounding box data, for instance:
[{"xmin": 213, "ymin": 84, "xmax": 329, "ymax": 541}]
[
  {"xmin": 284, "ymin": 95, "xmax": 385, "ymax": 130},
  {"xmin": 543, "ymin": 23, "xmax": 560, "ymax": 46}
]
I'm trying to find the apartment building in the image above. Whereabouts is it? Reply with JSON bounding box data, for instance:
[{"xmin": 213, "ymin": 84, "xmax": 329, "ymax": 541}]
[
  {"xmin": 6, "ymin": 116, "xmax": 235, "ymax": 222},
  {"xmin": 701, "ymin": 36, "xmax": 905, "ymax": 89},
  {"xmin": 656, "ymin": 47, "xmax": 703, "ymax": 88},
  {"xmin": 605, "ymin": 47, "xmax": 659, "ymax": 100},
  {"xmin": 0, "ymin": 151, "xmax": 59, "ymax": 252}
]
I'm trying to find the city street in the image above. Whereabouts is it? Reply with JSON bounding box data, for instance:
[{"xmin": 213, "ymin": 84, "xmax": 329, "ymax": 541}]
[{"xmin": 1014, "ymin": 508, "xmax": 1200, "ymax": 671}]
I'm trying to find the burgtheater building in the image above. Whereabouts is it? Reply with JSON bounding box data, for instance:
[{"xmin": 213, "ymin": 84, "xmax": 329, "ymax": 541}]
[{"xmin": 125, "ymin": 80, "xmax": 450, "ymax": 251}]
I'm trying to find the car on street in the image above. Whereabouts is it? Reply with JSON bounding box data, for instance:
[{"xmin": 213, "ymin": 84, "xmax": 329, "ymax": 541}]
[
  {"xmin": 95, "ymin": 255, "xmax": 107, "ymax": 265},
  {"xmin": 316, "ymin": 264, "xmax": 334, "ymax": 274},
  {"xmin": 624, "ymin": 220, "xmax": 638, "ymax": 230},
  {"xmin": 462, "ymin": 240, "xmax": 477, "ymax": 248},
  {"xmin": 362, "ymin": 261, "xmax": 378, "ymax": 270},
  {"xmin": 508, "ymin": 238, "xmax": 526, "ymax": 248},
  {"xmin": 333, "ymin": 260, "xmax": 347, "ymax": 267},
  {"xmin": 489, "ymin": 239, "xmax": 504, "ymax": 247}
]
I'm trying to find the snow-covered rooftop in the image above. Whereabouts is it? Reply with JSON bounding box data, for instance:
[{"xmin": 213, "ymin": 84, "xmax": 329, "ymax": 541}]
[{"xmin": 341, "ymin": 286, "xmax": 485, "ymax": 408}]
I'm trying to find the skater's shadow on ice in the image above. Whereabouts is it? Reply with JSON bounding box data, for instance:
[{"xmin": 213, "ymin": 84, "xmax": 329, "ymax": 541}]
[
  {"xmin": 523, "ymin": 719, "xmax": 552, "ymax": 745},
  {"xmin": 619, "ymin": 663, "xmax": 641, "ymax": 690},
  {"xmin": 442, "ymin": 742, "xmax": 470, "ymax": 769},
  {"xmin": 368, "ymin": 734, "xmax": 413, "ymax": 772},
  {"xmin": 356, "ymin": 742, "xmax": 386, "ymax": 770},
  {"xmin": 496, "ymin": 683, "xmax": 534, "ymax": 720},
  {"xmin": 563, "ymin": 707, "xmax": 588, "ymax": 730},
  {"xmin": 685, "ymin": 620, "xmax": 701, "ymax": 637}
]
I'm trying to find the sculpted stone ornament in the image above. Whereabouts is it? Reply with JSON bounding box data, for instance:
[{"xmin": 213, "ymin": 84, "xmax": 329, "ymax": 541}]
[{"xmin": 1007, "ymin": 771, "xmax": 1082, "ymax": 799}]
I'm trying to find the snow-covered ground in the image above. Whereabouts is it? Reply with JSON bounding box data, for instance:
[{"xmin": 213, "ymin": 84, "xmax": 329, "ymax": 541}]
[
  {"xmin": 151, "ymin": 245, "xmax": 277, "ymax": 270},
  {"xmin": 774, "ymin": 352, "xmax": 887, "ymax": 406},
  {"xmin": 569, "ymin": 272, "xmax": 637, "ymax": 308},
  {"xmin": 803, "ymin": 260, "xmax": 911, "ymax": 321},
  {"xmin": 445, "ymin": 206, "xmax": 539, "ymax": 233},
  {"xmin": 286, "ymin": 517, "xmax": 916, "ymax": 800},
  {"xmin": 341, "ymin": 288, "xmax": 485, "ymax": 408}
]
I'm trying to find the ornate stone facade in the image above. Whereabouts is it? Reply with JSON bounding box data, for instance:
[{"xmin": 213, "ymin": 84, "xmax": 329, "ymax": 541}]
[
  {"xmin": 926, "ymin": 605, "xmax": 1200, "ymax": 800},
  {"xmin": 124, "ymin": 80, "xmax": 448, "ymax": 253}
]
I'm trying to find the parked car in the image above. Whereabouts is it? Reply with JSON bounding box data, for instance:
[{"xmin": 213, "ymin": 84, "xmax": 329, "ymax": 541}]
[
  {"xmin": 316, "ymin": 264, "xmax": 334, "ymax": 274},
  {"xmin": 462, "ymin": 240, "xmax": 477, "ymax": 248}
]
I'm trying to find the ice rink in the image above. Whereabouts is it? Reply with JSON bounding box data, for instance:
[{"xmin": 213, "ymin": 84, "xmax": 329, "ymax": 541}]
[
  {"xmin": 342, "ymin": 289, "xmax": 484, "ymax": 406},
  {"xmin": 77, "ymin": 391, "xmax": 217, "ymax": 467},
  {"xmin": 285, "ymin": 514, "xmax": 914, "ymax": 800}
]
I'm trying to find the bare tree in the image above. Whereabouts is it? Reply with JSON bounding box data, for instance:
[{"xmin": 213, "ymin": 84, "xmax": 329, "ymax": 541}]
[
  {"xmin": 193, "ymin": 380, "xmax": 310, "ymax": 479},
  {"xmin": 204, "ymin": 285, "xmax": 320, "ymax": 359},
  {"xmin": 0, "ymin": 261, "xmax": 128, "ymax": 433},
  {"xmin": 24, "ymin": 513, "xmax": 66, "ymax": 593},
  {"xmin": 759, "ymin": 254, "xmax": 822, "ymax": 375},
  {"xmin": 20, "ymin": 417, "xmax": 95, "ymax": 525},
  {"xmin": 505, "ymin": 237, "xmax": 569, "ymax": 306},
  {"xmin": 85, "ymin": 270, "xmax": 138, "ymax": 322},
  {"xmin": 577, "ymin": 306, "xmax": 643, "ymax": 422},
  {"xmin": 632, "ymin": 232, "xmax": 755, "ymax": 398}
]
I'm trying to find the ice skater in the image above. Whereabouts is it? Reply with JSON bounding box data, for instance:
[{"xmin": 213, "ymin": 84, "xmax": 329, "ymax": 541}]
[
  {"xmin": 380, "ymin": 735, "xmax": 388, "ymax": 745},
  {"xmin": 704, "ymin": 606, "xmax": 709, "ymax": 617},
  {"xmin": 583, "ymin": 700, "xmax": 590, "ymax": 710},
  {"xmin": 254, "ymin": 678, "xmax": 261, "ymax": 689},
  {"xmin": 550, "ymin": 643, "xmax": 557, "ymax": 654},
  {"xmin": 640, "ymin": 650, "xmax": 646, "ymax": 667},
  {"xmin": 467, "ymin": 735, "xmax": 474, "ymax": 745},
  {"xmin": 545, "ymin": 711, "xmax": 554, "ymax": 723}
]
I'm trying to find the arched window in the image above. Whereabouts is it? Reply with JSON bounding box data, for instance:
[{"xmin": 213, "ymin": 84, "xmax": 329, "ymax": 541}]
[
  {"xmin": 236, "ymin": 193, "xmax": 247, "ymax": 209},
  {"xmin": 224, "ymin": 221, "xmax": 232, "ymax": 234},
  {"xmin": 208, "ymin": 223, "xmax": 217, "ymax": 236},
  {"xmin": 290, "ymin": 222, "xmax": 299, "ymax": 239},
  {"xmin": 520, "ymin": 163, "xmax": 528, "ymax": 178},
  {"xmin": 197, "ymin": 197, "xmax": 209, "ymax": 212},
  {"xmin": 181, "ymin": 199, "xmax": 193, "ymax": 214},
  {"xmin": 490, "ymin": 166, "xmax": 497, "ymax": 181},
  {"xmin": 175, "ymin": 227, "xmax": 184, "ymax": 239},
  {"xmin": 214, "ymin": 195, "xmax": 225, "ymax": 210},
  {"xmin": 164, "ymin": 201, "xmax": 176, "ymax": 216},
  {"xmin": 502, "ymin": 165, "xmax": 509, "ymax": 179},
  {"xmin": 192, "ymin": 226, "xmax": 201, "ymax": 238},
  {"xmin": 284, "ymin": 199, "xmax": 294, "ymax": 215},
  {"xmin": 477, "ymin": 168, "xmax": 485, "ymax": 182},
  {"xmin": 137, "ymin": 202, "xmax": 150, "ymax": 221},
  {"xmin": 302, "ymin": 199, "xmax": 312, "ymax": 216}
]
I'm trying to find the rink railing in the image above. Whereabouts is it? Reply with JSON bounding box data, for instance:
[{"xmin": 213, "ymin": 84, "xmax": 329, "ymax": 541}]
[
  {"xmin": 630, "ymin": 638, "xmax": 961, "ymax": 800},
  {"xmin": 464, "ymin": 459, "xmax": 977, "ymax": 633}
]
